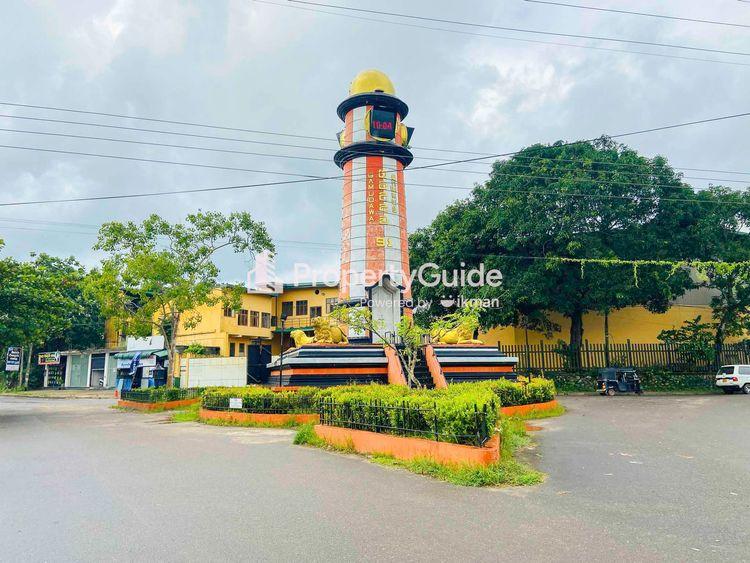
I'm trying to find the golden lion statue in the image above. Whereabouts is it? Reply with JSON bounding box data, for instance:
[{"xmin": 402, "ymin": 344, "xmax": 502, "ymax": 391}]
[
  {"xmin": 430, "ymin": 319, "xmax": 484, "ymax": 345},
  {"xmin": 290, "ymin": 329, "xmax": 315, "ymax": 347},
  {"xmin": 312, "ymin": 316, "xmax": 348, "ymax": 344},
  {"xmin": 288, "ymin": 318, "xmax": 348, "ymax": 348}
]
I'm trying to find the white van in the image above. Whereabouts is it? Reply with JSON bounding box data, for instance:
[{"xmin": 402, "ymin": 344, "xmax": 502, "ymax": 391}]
[{"xmin": 715, "ymin": 365, "xmax": 750, "ymax": 394}]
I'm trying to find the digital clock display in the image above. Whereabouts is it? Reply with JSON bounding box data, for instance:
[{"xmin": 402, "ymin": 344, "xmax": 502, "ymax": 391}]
[{"xmin": 369, "ymin": 109, "xmax": 396, "ymax": 140}]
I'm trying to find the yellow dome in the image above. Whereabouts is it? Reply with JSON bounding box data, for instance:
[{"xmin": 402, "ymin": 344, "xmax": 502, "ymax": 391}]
[{"xmin": 349, "ymin": 69, "xmax": 395, "ymax": 95}]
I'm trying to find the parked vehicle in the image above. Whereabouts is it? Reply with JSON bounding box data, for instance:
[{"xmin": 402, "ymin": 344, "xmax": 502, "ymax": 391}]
[
  {"xmin": 597, "ymin": 368, "xmax": 643, "ymax": 396},
  {"xmin": 715, "ymin": 365, "xmax": 750, "ymax": 394}
]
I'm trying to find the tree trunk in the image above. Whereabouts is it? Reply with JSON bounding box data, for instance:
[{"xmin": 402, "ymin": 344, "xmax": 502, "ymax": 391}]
[
  {"xmin": 713, "ymin": 322, "xmax": 725, "ymax": 371},
  {"xmin": 167, "ymin": 313, "xmax": 179, "ymax": 387},
  {"xmin": 569, "ymin": 310, "xmax": 584, "ymax": 369},
  {"xmin": 23, "ymin": 343, "xmax": 33, "ymax": 388}
]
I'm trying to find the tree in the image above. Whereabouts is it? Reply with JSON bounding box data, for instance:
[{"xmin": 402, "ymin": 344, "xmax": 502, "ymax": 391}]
[
  {"xmin": 410, "ymin": 138, "xmax": 695, "ymax": 360},
  {"xmin": 329, "ymin": 306, "xmax": 426, "ymax": 387},
  {"xmin": 33, "ymin": 254, "xmax": 105, "ymax": 353},
  {"xmin": 682, "ymin": 187, "xmax": 750, "ymax": 361},
  {"xmin": 86, "ymin": 212, "xmax": 274, "ymax": 386},
  {"xmin": 0, "ymin": 247, "xmax": 82, "ymax": 387},
  {"xmin": 657, "ymin": 316, "xmax": 716, "ymax": 365}
]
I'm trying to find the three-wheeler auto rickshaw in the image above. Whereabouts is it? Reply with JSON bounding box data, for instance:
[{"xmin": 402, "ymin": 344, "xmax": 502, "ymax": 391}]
[{"xmin": 597, "ymin": 368, "xmax": 643, "ymax": 396}]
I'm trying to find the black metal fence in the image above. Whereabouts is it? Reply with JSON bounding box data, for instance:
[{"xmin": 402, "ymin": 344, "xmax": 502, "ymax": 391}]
[
  {"xmin": 201, "ymin": 394, "xmax": 318, "ymax": 414},
  {"xmin": 121, "ymin": 388, "xmax": 202, "ymax": 403},
  {"xmin": 499, "ymin": 341, "xmax": 750, "ymax": 374},
  {"xmin": 318, "ymin": 398, "xmax": 493, "ymax": 447}
]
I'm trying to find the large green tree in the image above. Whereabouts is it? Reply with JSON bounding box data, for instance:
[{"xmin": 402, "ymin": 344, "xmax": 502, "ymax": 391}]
[
  {"xmin": 683, "ymin": 187, "xmax": 750, "ymax": 358},
  {"xmin": 410, "ymin": 138, "xmax": 695, "ymax": 356},
  {"xmin": 86, "ymin": 212, "xmax": 273, "ymax": 385},
  {"xmin": 0, "ymin": 245, "xmax": 93, "ymax": 386}
]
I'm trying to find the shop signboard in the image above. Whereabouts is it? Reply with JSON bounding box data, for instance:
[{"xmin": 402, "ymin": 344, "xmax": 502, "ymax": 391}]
[
  {"xmin": 38, "ymin": 351, "xmax": 61, "ymax": 366},
  {"xmin": 126, "ymin": 335, "xmax": 165, "ymax": 352},
  {"xmin": 5, "ymin": 347, "xmax": 21, "ymax": 372}
]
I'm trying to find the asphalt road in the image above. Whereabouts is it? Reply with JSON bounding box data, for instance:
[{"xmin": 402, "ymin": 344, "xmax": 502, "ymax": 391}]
[{"xmin": 1, "ymin": 394, "xmax": 748, "ymax": 562}]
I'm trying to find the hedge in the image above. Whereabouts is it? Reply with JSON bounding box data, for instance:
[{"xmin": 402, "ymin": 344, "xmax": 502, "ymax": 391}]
[
  {"xmin": 201, "ymin": 386, "xmax": 318, "ymax": 413},
  {"xmin": 316, "ymin": 383, "xmax": 500, "ymax": 445},
  {"xmin": 475, "ymin": 378, "xmax": 556, "ymax": 406},
  {"xmin": 545, "ymin": 369, "xmax": 717, "ymax": 393},
  {"xmin": 121, "ymin": 387, "xmax": 203, "ymax": 403}
]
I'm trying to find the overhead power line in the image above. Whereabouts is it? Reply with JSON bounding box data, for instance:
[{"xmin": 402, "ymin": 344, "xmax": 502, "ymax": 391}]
[
  {"xmin": 410, "ymin": 110, "xmax": 750, "ymax": 170},
  {"xmin": 0, "ymin": 102, "xmax": 332, "ymax": 143},
  {"xmin": 4, "ymin": 125, "xmax": 750, "ymax": 183},
  {"xmin": 3, "ymin": 135, "xmax": 749, "ymax": 190},
  {"xmin": 0, "ymin": 113, "xmax": 334, "ymax": 153},
  {"xmin": 0, "ymin": 144, "xmax": 326, "ymax": 179},
  {"xmin": 0, "ymin": 101, "xmax": 479, "ymax": 156},
  {"xmin": 286, "ymin": 0, "xmax": 750, "ymax": 57},
  {"xmin": 2, "ymin": 108, "xmax": 750, "ymax": 207},
  {"xmin": 257, "ymin": 0, "xmax": 750, "ymax": 68},
  {"xmin": 523, "ymin": 0, "xmax": 750, "ymax": 29}
]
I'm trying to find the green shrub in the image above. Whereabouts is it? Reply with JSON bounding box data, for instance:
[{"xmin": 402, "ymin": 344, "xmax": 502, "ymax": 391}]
[
  {"xmin": 316, "ymin": 383, "xmax": 499, "ymax": 446},
  {"xmin": 201, "ymin": 385, "xmax": 318, "ymax": 413},
  {"xmin": 122, "ymin": 387, "xmax": 203, "ymax": 403},
  {"xmin": 466, "ymin": 378, "xmax": 556, "ymax": 407}
]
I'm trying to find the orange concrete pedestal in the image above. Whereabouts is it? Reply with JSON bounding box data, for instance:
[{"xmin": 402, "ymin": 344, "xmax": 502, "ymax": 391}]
[
  {"xmin": 500, "ymin": 399, "xmax": 559, "ymax": 417},
  {"xmin": 199, "ymin": 408, "xmax": 319, "ymax": 426},
  {"xmin": 117, "ymin": 398, "xmax": 200, "ymax": 411},
  {"xmin": 314, "ymin": 424, "xmax": 500, "ymax": 466}
]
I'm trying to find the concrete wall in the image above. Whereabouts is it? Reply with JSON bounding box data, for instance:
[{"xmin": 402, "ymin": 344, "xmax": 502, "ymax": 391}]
[{"xmin": 183, "ymin": 356, "xmax": 246, "ymax": 388}]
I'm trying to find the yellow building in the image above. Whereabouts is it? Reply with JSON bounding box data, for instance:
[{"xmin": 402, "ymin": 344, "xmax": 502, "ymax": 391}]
[
  {"xmin": 167, "ymin": 282, "xmax": 339, "ymax": 357},
  {"xmin": 103, "ymin": 281, "xmax": 729, "ymax": 365}
]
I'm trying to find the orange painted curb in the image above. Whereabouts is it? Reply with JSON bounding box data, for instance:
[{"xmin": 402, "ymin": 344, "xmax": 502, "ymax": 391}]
[
  {"xmin": 424, "ymin": 344, "xmax": 447, "ymax": 389},
  {"xmin": 384, "ymin": 346, "xmax": 407, "ymax": 386},
  {"xmin": 314, "ymin": 424, "xmax": 500, "ymax": 466},
  {"xmin": 117, "ymin": 398, "xmax": 200, "ymax": 411},
  {"xmin": 199, "ymin": 408, "xmax": 319, "ymax": 426},
  {"xmin": 500, "ymin": 399, "xmax": 559, "ymax": 417}
]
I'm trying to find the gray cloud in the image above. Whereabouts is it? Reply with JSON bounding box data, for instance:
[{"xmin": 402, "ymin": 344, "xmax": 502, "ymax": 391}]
[{"xmin": 1, "ymin": 0, "xmax": 749, "ymax": 280}]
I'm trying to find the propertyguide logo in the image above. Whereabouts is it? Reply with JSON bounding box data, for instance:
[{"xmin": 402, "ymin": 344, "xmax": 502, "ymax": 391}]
[{"xmin": 281, "ymin": 261, "xmax": 503, "ymax": 310}]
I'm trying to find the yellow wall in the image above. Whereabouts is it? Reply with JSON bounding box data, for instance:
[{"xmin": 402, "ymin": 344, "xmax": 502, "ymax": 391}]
[
  {"xmin": 274, "ymin": 285, "xmax": 338, "ymax": 327},
  {"xmin": 175, "ymin": 291, "xmax": 276, "ymax": 356},
  {"xmin": 479, "ymin": 304, "xmax": 736, "ymax": 346}
]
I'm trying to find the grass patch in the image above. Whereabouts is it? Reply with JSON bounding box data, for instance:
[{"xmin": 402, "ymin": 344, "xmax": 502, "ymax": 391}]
[
  {"xmin": 509, "ymin": 404, "xmax": 566, "ymax": 421},
  {"xmin": 170, "ymin": 403, "xmax": 200, "ymax": 423},
  {"xmin": 370, "ymin": 454, "xmax": 543, "ymax": 487},
  {"xmin": 201, "ymin": 416, "xmax": 300, "ymax": 429},
  {"xmin": 293, "ymin": 416, "xmax": 546, "ymax": 487},
  {"xmin": 110, "ymin": 404, "xmax": 166, "ymax": 413}
]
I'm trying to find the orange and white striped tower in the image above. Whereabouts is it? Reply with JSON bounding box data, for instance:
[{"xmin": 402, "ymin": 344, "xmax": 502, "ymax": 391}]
[{"xmin": 335, "ymin": 70, "xmax": 414, "ymax": 339}]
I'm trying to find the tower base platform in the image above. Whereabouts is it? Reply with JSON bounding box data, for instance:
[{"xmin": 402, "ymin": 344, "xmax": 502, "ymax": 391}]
[
  {"xmin": 268, "ymin": 345, "xmax": 389, "ymax": 387},
  {"xmin": 268, "ymin": 344, "xmax": 519, "ymax": 388},
  {"xmin": 429, "ymin": 345, "xmax": 518, "ymax": 384}
]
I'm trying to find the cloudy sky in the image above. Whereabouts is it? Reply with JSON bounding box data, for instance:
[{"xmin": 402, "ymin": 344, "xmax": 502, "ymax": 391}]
[{"xmin": 2, "ymin": 0, "xmax": 749, "ymax": 282}]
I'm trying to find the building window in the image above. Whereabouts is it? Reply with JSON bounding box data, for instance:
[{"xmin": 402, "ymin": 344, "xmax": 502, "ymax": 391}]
[
  {"xmin": 250, "ymin": 310, "xmax": 259, "ymax": 327},
  {"xmin": 325, "ymin": 297, "xmax": 338, "ymax": 313},
  {"xmin": 281, "ymin": 301, "xmax": 293, "ymax": 317},
  {"xmin": 223, "ymin": 307, "xmax": 233, "ymax": 317},
  {"xmin": 296, "ymin": 300, "xmax": 308, "ymax": 316},
  {"xmin": 239, "ymin": 343, "xmax": 245, "ymax": 356},
  {"xmin": 237, "ymin": 309, "xmax": 248, "ymax": 326},
  {"xmin": 262, "ymin": 312, "xmax": 271, "ymax": 328},
  {"xmin": 271, "ymin": 315, "xmax": 277, "ymax": 327},
  {"xmin": 310, "ymin": 306, "xmax": 322, "ymax": 319},
  {"xmin": 229, "ymin": 342, "xmax": 236, "ymax": 357}
]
